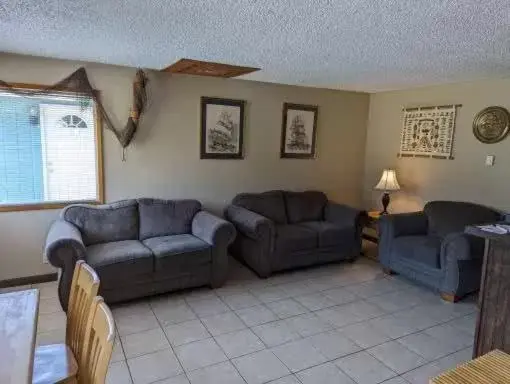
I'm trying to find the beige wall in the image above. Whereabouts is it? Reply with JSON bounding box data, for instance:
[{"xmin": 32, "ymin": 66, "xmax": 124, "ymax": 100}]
[
  {"xmin": 0, "ymin": 53, "xmax": 369, "ymax": 280},
  {"xmin": 364, "ymin": 78, "xmax": 510, "ymax": 214}
]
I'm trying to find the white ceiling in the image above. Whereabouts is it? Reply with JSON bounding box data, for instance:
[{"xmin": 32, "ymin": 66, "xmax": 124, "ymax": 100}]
[{"xmin": 1, "ymin": 0, "xmax": 509, "ymax": 92}]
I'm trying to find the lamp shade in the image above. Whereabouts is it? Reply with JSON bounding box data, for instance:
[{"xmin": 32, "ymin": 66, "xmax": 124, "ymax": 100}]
[{"xmin": 374, "ymin": 169, "xmax": 400, "ymax": 191}]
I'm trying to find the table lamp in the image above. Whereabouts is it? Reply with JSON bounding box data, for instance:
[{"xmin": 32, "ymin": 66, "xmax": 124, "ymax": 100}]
[{"xmin": 374, "ymin": 169, "xmax": 400, "ymax": 214}]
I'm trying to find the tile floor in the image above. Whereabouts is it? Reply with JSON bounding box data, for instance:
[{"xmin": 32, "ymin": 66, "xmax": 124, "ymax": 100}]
[{"xmin": 1, "ymin": 257, "xmax": 478, "ymax": 384}]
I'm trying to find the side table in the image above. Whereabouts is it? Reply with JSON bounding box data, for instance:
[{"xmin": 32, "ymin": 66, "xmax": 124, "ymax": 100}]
[{"xmin": 362, "ymin": 211, "xmax": 381, "ymax": 260}]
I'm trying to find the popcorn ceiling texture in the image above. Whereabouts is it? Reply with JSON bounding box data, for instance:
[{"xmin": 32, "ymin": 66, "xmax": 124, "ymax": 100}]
[{"xmin": 0, "ymin": 0, "xmax": 509, "ymax": 91}]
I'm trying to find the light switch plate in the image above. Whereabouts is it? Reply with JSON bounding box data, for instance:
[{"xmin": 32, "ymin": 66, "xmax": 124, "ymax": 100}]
[{"xmin": 485, "ymin": 155, "xmax": 495, "ymax": 166}]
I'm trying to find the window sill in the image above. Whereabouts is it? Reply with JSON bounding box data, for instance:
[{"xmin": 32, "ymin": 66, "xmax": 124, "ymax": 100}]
[{"xmin": 0, "ymin": 200, "xmax": 103, "ymax": 212}]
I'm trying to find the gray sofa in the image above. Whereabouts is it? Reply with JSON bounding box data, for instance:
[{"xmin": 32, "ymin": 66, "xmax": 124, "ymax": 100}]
[
  {"xmin": 379, "ymin": 200, "xmax": 502, "ymax": 302},
  {"xmin": 225, "ymin": 190, "xmax": 365, "ymax": 277},
  {"xmin": 46, "ymin": 198, "xmax": 236, "ymax": 310}
]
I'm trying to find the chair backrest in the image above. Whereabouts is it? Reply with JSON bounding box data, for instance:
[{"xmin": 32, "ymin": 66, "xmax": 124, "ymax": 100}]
[
  {"xmin": 424, "ymin": 200, "xmax": 501, "ymax": 237},
  {"xmin": 66, "ymin": 260, "xmax": 100, "ymax": 364},
  {"xmin": 78, "ymin": 296, "xmax": 115, "ymax": 384}
]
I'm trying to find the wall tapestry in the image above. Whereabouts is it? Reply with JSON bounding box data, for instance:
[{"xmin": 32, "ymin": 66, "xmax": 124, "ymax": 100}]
[
  {"xmin": 473, "ymin": 106, "xmax": 510, "ymax": 144},
  {"xmin": 200, "ymin": 97, "xmax": 245, "ymax": 159},
  {"xmin": 0, "ymin": 67, "xmax": 148, "ymax": 154},
  {"xmin": 399, "ymin": 105, "xmax": 460, "ymax": 159},
  {"xmin": 280, "ymin": 103, "xmax": 318, "ymax": 159}
]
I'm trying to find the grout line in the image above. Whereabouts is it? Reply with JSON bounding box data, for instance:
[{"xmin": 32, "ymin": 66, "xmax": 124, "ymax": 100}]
[
  {"xmin": 148, "ymin": 299, "xmax": 188, "ymax": 383},
  {"xmin": 116, "ymin": 326, "xmax": 135, "ymax": 383}
]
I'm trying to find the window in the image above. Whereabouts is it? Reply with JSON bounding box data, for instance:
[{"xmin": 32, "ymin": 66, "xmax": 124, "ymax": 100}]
[{"xmin": 0, "ymin": 85, "xmax": 103, "ymax": 211}]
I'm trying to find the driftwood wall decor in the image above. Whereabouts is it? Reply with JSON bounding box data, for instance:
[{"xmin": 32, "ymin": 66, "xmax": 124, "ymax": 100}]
[{"xmin": 0, "ymin": 67, "xmax": 148, "ymax": 152}]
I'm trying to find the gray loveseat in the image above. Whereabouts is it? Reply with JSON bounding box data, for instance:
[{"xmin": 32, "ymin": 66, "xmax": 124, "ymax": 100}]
[
  {"xmin": 225, "ymin": 190, "xmax": 365, "ymax": 277},
  {"xmin": 46, "ymin": 198, "xmax": 236, "ymax": 310},
  {"xmin": 379, "ymin": 200, "xmax": 502, "ymax": 302}
]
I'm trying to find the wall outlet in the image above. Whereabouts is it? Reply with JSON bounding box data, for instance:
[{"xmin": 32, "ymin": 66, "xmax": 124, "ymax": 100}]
[{"xmin": 485, "ymin": 155, "xmax": 495, "ymax": 166}]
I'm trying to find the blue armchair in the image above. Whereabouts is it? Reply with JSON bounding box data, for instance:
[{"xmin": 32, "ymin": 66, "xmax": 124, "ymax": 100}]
[{"xmin": 378, "ymin": 201, "xmax": 502, "ymax": 302}]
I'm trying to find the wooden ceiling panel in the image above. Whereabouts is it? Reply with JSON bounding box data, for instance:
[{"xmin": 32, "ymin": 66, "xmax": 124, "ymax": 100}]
[{"xmin": 161, "ymin": 59, "xmax": 260, "ymax": 78}]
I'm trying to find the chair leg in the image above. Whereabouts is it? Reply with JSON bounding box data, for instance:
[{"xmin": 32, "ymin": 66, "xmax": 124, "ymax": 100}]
[
  {"xmin": 440, "ymin": 292, "xmax": 460, "ymax": 303},
  {"xmin": 382, "ymin": 267, "xmax": 394, "ymax": 275}
]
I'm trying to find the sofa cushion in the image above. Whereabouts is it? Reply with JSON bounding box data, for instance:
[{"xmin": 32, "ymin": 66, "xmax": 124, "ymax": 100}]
[
  {"xmin": 138, "ymin": 198, "xmax": 202, "ymax": 240},
  {"xmin": 232, "ymin": 191, "xmax": 287, "ymax": 224},
  {"xmin": 393, "ymin": 235, "xmax": 441, "ymax": 269},
  {"xmin": 299, "ymin": 221, "xmax": 354, "ymax": 248},
  {"xmin": 424, "ymin": 201, "xmax": 500, "ymax": 238},
  {"xmin": 86, "ymin": 240, "xmax": 153, "ymax": 286},
  {"xmin": 143, "ymin": 234, "xmax": 211, "ymax": 272},
  {"xmin": 62, "ymin": 200, "xmax": 139, "ymax": 246},
  {"xmin": 284, "ymin": 191, "xmax": 327, "ymax": 224},
  {"xmin": 275, "ymin": 224, "xmax": 317, "ymax": 253}
]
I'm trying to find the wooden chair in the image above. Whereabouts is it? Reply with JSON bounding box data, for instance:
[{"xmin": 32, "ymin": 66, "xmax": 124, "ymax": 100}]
[
  {"xmin": 77, "ymin": 296, "xmax": 115, "ymax": 384},
  {"xmin": 33, "ymin": 260, "xmax": 100, "ymax": 384}
]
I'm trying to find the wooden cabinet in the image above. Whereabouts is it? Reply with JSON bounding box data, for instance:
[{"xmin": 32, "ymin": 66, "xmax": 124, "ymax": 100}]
[{"xmin": 466, "ymin": 227, "xmax": 510, "ymax": 357}]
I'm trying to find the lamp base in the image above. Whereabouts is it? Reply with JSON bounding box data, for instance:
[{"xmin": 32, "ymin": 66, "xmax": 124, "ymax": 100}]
[{"xmin": 380, "ymin": 192, "xmax": 390, "ymax": 215}]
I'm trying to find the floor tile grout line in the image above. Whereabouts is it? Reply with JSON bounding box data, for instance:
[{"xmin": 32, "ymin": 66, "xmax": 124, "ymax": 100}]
[
  {"xmin": 115, "ymin": 320, "xmax": 136, "ymax": 383},
  {"xmin": 148, "ymin": 300, "xmax": 189, "ymax": 383},
  {"xmin": 110, "ymin": 304, "xmax": 474, "ymax": 382},
  {"xmin": 106, "ymin": 284, "xmax": 476, "ymax": 369},
  {"xmin": 178, "ymin": 291, "xmax": 238, "ymax": 379},
  {"xmin": 33, "ymin": 263, "xmax": 477, "ymax": 383}
]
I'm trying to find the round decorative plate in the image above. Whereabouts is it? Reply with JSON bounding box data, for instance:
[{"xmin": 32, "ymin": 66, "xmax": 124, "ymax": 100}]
[{"xmin": 473, "ymin": 106, "xmax": 510, "ymax": 144}]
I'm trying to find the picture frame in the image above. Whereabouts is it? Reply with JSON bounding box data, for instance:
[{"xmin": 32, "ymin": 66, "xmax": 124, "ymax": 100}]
[
  {"xmin": 200, "ymin": 96, "xmax": 245, "ymax": 159},
  {"xmin": 280, "ymin": 103, "xmax": 318, "ymax": 159}
]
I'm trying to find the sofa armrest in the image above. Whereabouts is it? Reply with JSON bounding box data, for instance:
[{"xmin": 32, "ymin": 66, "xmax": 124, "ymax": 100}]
[
  {"xmin": 192, "ymin": 211, "xmax": 236, "ymax": 246},
  {"xmin": 440, "ymin": 232, "xmax": 485, "ymax": 296},
  {"xmin": 192, "ymin": 211, "xmax": 236, "ymax": 288},
  {"xmin": 45, "ymin": 220, "xmax": 86, "ymax": 311},
  {"xmin": 325, "ymin": 202, "xmax": 366, "ymax": 229},
  {"xmin": 225, "ymin": 205, "xmax": 275, "ymax": 241}
]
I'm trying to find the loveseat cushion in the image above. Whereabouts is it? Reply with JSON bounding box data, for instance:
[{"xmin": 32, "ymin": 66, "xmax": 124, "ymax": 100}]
[
  {"xmin": 62, "ymin": 200, "xmax": 139, "ymax": 246},
  {"xmin": 232, "ymin": 191, "xmax": 287, "ymax": 224},
  {"xmin": 275, "ymin": 224, "xmax": 317, "ymax": 253},
  {"xmin": 299, "ymin": 221, "xmax": 354, "ymax": 248},
  {"xmin": 86, "ymin": 240, "xmax": 153, "ymax": 287},
  {"xmin": 143, "ymin": 234, "xmax": 211, "ymax": 272},
  {"xmin": 284, "ymin": 191, "xmax": 327, "ymax": 224},
  {"xmin": 393, "ymin": 235, "xmax": 441, "ymax": 269},
  {"xmin": 138, "ymin": 198, "xmax": 202, "ymax": 240}
]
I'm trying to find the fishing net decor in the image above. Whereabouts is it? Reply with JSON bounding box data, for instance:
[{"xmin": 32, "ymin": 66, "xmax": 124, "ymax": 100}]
[{"xmin": 0, "ymin": 67, "xmax": 148, "ymax": 152}]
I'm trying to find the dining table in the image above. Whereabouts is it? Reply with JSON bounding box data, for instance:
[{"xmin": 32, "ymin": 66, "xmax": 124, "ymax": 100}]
[{"xmin": 0, "ymin": 289, "xmax": 40, "ymax": 384}]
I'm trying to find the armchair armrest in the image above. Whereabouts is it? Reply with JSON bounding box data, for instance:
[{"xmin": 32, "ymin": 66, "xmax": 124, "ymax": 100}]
[
  {"xmin": 44, "ymin": 220, "xmax": 86, "ymax": 311},
  {"xmin": 378, "ymin": 212, "xmax": 428, "ymax": 268},
  {"xmin": 224, "ymin": 205, "xmax": 275, "ymax": 241},
  {"xmin": 192, "ymin": 211, "xmax": 236, "ymax": 246},
  {"xmin": 441, "ymin": 232, "xmax": 485, "ymax": 263},
  {"xmin": 379, "ymin": 212, "xmax": 428, "ymax": 239},
  {"xmin": 192, "ymin": 211, "xmax": 236, "ymax": 288},
  {"xmin": 325, "ymin": 202, "xmax": 366, "ymax": 229},
  {"xmin": 440, "ymin": 232, "xmax": 485, "ymax": 297}
]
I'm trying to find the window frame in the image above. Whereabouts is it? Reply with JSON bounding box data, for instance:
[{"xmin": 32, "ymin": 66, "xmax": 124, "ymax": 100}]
[{"xmin": 0, "ymin": 82, "xmax": 105, "ymax": 212}]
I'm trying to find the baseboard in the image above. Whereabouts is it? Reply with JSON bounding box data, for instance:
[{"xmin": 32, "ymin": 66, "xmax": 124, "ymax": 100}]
[{"xmin": 0, "ymin": 272, "xmax": 58, "ymax": 289}]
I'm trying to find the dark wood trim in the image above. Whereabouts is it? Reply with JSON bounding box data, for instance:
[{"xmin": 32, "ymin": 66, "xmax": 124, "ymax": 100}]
[
  {"xmin": 0, "ymin": 273, "xmax": 58, "ymax": 289},
  {"xmin": 200, "ymin": 96, "xmax": 245, "ymax": 159},
  {"xmin": 362, "ymin": 233, "xmax": 379, "ymax": 244},
  {"xmin": 162, "ymin": 58, "xmax": 260, "ymax": 78},
  {"xmin": 280, "ymin": 103, "xmax": 318, "ymax": 159}
]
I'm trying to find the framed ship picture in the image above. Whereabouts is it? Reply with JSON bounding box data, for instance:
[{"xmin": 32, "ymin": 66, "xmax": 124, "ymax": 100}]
[
  {"xmin": 280, "ymin": 103, "xmax": 318, "ymax": 159},
  {"xmin": 200, "ymin": 97, "xmax": 245, "ymax": 159}
]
